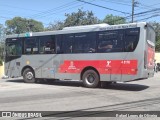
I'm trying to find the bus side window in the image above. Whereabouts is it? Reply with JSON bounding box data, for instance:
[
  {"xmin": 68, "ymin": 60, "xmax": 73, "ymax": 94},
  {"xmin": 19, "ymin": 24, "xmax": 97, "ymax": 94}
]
[
  {"xmin": 98, "ymin": 30, "xmax": 123, "ymax": 53},
  {"xmin": 39, "ymin": 36, "xmax": 55, "ymax": 54},
  {"xmin": 73, "ymin": 32, "xmax": 96, "ymax": 53},
  {"xmin": 124, "ymin": 28, "xmax": 140, "ymax": 52},
  {"xmin": 98, "ymin": 41, "xmax": 113, "ymax": 52},
  {"xmin": 61, "ymin": 34, "xmax": 73, "ymax": 54},
  {"xmin": 24, "ymin": 37, "xmax": 38, "ymax": 54},
  {"xmin": 55, "ymin": 35, "xmax": 62, "ymax": 54}
]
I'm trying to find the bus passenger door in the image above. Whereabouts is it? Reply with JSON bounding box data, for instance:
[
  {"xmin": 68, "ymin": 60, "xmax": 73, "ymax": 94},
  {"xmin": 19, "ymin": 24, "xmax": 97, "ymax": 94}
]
[
  {"xmin": 5, "ymin": 38, "xmax": 22, "ymax": 78},
  {"xmin": 39, "ymin": 35, "xmax": 56, "ymax": 79},
  {"xmin": 5, "ymin": 56, "xmax": 21, "ymax": 78},
  {"xmin": 41, "ymin": 57, "xmax": 55, "ymax": 79}
]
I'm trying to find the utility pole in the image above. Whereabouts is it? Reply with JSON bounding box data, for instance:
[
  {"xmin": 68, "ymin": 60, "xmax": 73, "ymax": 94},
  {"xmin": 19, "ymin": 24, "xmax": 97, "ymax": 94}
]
[
  {"xmin": 132, "ymin": 0, "xmax": 135, "ymax": 23},
  {"xmin": 25, "ymin": 20, "xmax": 34, "ymax": 37},
  {"xmin": 27, "ymin": 20, "xmax": 34, "ymax": 32}
]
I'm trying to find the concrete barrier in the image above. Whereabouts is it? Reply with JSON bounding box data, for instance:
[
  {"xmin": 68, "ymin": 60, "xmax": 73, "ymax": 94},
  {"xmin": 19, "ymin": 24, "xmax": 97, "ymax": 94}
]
[{"xmin": 0, "ymin": 62, "xmax": 4, "ymax": 78}]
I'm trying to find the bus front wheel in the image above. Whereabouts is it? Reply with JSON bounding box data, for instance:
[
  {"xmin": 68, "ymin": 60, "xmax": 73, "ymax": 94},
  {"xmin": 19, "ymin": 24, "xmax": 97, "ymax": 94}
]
[
  {"xmin": 23, "ymin": 68, "xmax": 36, "ymax": 83},
  {"xmin": 82, "ymin": 70, "xmax": 100, "ymax": 88}
]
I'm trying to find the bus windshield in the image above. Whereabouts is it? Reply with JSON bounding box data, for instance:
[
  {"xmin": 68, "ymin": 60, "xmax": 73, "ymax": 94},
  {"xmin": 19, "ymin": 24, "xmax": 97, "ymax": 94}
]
[{"xmin": 6, "ymin": 41, "xmax": 22, "ymax": 56}]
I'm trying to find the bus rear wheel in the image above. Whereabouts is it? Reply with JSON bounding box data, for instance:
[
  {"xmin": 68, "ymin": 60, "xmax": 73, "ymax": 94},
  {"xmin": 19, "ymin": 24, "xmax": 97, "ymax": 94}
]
[
  {"xmin": 23, "ymin": 68, "xmax": 36, "ymax": 83},
  {"xmin": 82, "ymin": 70, "xmax": 100, "ymax": 88}
]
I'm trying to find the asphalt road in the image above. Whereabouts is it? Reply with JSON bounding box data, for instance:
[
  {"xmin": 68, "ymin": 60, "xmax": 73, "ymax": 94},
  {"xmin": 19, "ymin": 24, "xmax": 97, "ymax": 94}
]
[{"xmin": 0, "ymin": 72, "xmax": 160, "ymax": 120}]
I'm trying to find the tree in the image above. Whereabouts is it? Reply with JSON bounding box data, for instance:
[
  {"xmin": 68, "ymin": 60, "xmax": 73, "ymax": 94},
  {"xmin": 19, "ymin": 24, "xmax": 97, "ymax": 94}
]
[
  {"xmin": 64, "ymin": 9, "xmax": 100, "ymax": 27},
  {"xmin": 46, "ymin": 21, "xmax": 64, "ymax": 31},
  {"xmin": 103, "ymin": 14, "xmax": 126, "ymax": 25},
  {"xmin": 0, "ymin": 24, "xmax": 5, "ymax": 65},
  {"xmin": 0, "ymin": 44, "xmax": 4, "ymax": 65},
  {"xmin": 47, "ymin": 9, "xmax": 100, "ymax": 30},
  {"xmin": 150, "ymin": 22, "xmax": 160, "ymax": 52},
  {"xmin": 5, "ymin": 17, "xmax": 44, "ymax": 35}
]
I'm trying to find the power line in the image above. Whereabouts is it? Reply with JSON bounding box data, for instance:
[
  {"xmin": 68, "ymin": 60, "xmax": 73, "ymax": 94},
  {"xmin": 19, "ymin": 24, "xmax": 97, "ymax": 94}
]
[
  {"xmin": 101, "ymin": 0, "xmax": 159, "ymax": 12},
  {"xmin": 136, "ymin": 2, "xmax": 160, "ymax": 11},
  {"xmin": 134, "ymin": 8, "xmax": 160, "ymax": 17},
  {"xmin": 37, "ymin": 1, "xmax": 94, "ymax": 21},
  {"xmin": 100, "ymin": 0, "xmax": 131, "ymax": 6},
  {"xmin": 108, "ymin": 8, "xmax": 160, "ymax": 23},
  {"xmin": 76, "ymin": 0, "xmax": 130, "ymax": 15},
  {"xmin": 132, "ymin": 0, "xmax": 135, "ymax": 23},
  {"xmin": 0, "ymin": 4, "xmax": 42, "ymax": 12},
  {"xmin": 0, "ymin": 1, "xmax": 82, "ymax": 23},
  {"xmin": 106, "ymin": 0, "xmax": 131, "ymax": 3},
  {"xmin": 136, "ymin": 14, "xmax": 160, "ymax": 21},
  {"xmin": 29, "ymin": 1, "xmax": 78, "ymax": 18},
  {"xmin": 0, "ymin": 10, "xmax": 31, "ymax": 17},
  {"xmin": 134, "ymin": 11, "xmax": 160, "ymax": 19},
  {"xmin": 28, "ymin": 0, "xmax": 95, "ymax": 20}
]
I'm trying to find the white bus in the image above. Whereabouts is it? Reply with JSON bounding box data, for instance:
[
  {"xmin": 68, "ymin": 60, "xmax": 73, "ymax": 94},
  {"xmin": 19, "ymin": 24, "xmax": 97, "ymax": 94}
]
[{"xmin": 5, "ymin": 22, "xmax": 155, "ymax": 88}]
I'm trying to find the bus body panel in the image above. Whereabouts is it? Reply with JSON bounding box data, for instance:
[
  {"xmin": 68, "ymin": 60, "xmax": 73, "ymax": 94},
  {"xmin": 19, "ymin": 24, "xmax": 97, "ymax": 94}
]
[
  {"xmin": 5, "ymin": 57, "xmax": 22, "ymax": 78},
  {"xmin": 5, "ymin": 22, "xmax": 155, "ymax": 83}
]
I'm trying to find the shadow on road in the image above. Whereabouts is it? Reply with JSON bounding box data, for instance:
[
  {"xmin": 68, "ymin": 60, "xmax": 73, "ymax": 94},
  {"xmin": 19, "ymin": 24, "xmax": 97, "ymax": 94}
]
[
  {"xmin": 6, "ymin": 79, "xmax": 149, "ymax": 91},
  {"xmin": 6, "ymin": 79, "xmax": 24, "ymax": 83},
  {"xmin": 101, "ymin": 83, "xmax": 149, "ymax": 91}
]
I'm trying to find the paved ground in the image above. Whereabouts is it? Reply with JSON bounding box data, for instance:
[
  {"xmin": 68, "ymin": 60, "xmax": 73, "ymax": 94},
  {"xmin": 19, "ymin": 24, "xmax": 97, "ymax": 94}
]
[{"xmin": 0, "ymin": 72, "xmax": 160, "ymax": 120}]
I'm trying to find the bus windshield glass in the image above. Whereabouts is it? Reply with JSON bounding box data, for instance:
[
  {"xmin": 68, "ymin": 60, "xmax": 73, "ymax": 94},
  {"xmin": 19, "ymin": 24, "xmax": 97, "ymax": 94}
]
[{"xmin": 6, "ymin": 40, "xmax": 22, "ymax": 56}]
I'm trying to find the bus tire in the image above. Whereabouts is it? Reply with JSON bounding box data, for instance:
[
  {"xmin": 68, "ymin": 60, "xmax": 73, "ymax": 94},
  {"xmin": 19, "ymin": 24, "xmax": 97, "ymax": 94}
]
[
  {"xmin": 82, "ymin": 70, "xmax": 100, "ymax": 88},
  {"xmin": 23, "ymin": 68, "xmax": 36, "ymax": 83}
]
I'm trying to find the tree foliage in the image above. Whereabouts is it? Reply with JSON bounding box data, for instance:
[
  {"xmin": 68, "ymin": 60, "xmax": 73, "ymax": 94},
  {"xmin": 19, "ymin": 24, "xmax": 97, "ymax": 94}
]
[
  {"xmin": 150, "ymin": 22, "xmax": 160, "ymax": 52},
  {"xmin": 47, "ymin": 9, "xmax": 100, "ymax": 30},
  {"xmin": 103, "ymin": 14, "xmax": 126, "ymax": 25},
  {"xmin": 46, "ymin": 21, "xmax": 64, "ymax": 31},
  {"xmin": 5, "ymin": 17, "xmax": 44, "ymax": 35},
  {"xmin": 0, "ymin": 24, "xmax": 5, "ymax": 65},
  {"xmin": 64, "ymin": 9, "xmax": 100, "ymax": 27},
  {"xmin": 0, "ymin": 43, "xmax": 4, "ymax": 65}
]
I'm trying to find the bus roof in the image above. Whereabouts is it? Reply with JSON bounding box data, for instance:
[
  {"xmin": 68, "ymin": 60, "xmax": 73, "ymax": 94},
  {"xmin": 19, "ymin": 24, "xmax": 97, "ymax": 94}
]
[
  {"xmin": 6, "ymin": 22, "xmax": 147, "ymax": 38},
  {"xmin": 62, "ymin": 23, "xmax": 110, "ymax": 30}
]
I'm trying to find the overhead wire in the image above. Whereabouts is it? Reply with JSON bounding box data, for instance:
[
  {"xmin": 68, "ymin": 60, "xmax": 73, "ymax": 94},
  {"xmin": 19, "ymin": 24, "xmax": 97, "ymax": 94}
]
[
  {"xmin": 39, "ymin": 0, "xmax": 95, "ymax": 20},
  {"xmin": 1, "ymin": 0, "xmax": 160, "ymax": 26},
  {"xmin": 29, "ymin": 0, "xmax": 160, "ymax": 25},
  {"xmin": 29, "ymin": 1, "xmax": 79, "ymax": 19},
  {"xmin": 76, "ymin": 0, "xmax": 130, "ymax": 15},
  {"xmin": 0, "ymin": 4, "xmax": 42, "ymax": 12},
  {"xmin": 136, "ymin": 14, "xmax": 160, "ymax": 22},
  {"xmin": 100, "ymin": 0, "xmax": 131, "ymax": 7}
]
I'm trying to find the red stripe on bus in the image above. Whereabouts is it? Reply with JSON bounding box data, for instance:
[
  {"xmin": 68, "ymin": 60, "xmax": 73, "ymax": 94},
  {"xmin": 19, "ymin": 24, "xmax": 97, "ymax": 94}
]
[{"xmin": 58, "ymin": 60, "xmax": 138, "ymax": 75}]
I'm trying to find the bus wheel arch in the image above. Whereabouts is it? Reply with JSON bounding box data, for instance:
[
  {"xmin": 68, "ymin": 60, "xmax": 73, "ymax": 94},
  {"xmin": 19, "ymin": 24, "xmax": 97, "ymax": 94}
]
[
  {"xmin": 81, "ymin": 67, "xmax": 100, "ymax": 88},
  {"xmin": 21, "ymin": 66, "xmax": 36, "ymax": 83}
]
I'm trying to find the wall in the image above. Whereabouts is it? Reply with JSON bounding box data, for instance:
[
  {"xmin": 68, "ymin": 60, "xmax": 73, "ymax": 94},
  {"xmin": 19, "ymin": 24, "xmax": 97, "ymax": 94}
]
[
  {"xmin": 155, "ymin": 53, "xmax": 160, "ymax": 63},
  {"xmin": 0, "ymin": 62, "xmax": 4, "ymax": 78}
]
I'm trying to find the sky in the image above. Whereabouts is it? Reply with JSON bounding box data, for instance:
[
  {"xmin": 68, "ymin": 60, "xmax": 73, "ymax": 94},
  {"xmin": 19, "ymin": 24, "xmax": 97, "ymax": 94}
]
[{"xmin": 0, "ymin": 0, "xmax": 160, "ymax": 27}]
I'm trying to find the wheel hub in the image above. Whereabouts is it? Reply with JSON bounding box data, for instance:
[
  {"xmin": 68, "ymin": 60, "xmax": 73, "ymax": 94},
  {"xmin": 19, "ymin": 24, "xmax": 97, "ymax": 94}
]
[
  {"xmin": 86, "ymin": 74, "xmax": 95, "ymax": 85},
  {"xmin": 26, "ymin": 72, "xmax": 33, "ymax": 80}
]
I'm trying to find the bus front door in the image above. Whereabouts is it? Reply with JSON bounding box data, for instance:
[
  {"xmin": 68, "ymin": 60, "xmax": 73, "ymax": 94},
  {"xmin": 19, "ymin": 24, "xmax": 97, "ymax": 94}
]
[
  {"xmin": 41, "ymin": 56, "xmax": 55, "ymax": 79},
  {"xmin": 5, "ymin": 57, "xmax": 21, "ymax": 78}
]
